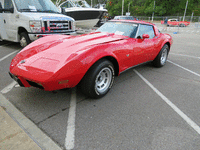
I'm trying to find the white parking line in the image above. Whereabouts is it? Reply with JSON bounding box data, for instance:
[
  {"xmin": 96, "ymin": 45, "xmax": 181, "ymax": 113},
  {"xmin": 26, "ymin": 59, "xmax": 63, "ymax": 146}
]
[
  {"xmin": 168, "ymin": 60, "xmax": 200, "ymax": 77},
  {"xmin": 65, "ymin": 88, "xmax": 77, "ymax": 150},
  {"xmin": 134, "ymin": 69, "xmax": 200, "ymax": 135},
  {"xmin": 170, "ymin": 53, "xmax": 200, "ymax": 59},
  {"xmin": 0, "ymin": 50, "xmax": 18, "ymax": 62},
  {"xmin": 1, "ymin": 81, "xmax": 17, "ymax": 94}
]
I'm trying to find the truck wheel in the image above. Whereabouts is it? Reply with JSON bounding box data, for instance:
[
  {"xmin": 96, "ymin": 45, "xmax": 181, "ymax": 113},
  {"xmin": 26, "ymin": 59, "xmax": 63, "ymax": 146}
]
[
  {"xmin": 80, "ymin": 59, "xmax": 115, "ymax": 99},
  {"xmin": 20, "ymin": 32, "xmax": 31, "ymax": 47},
  {"xmin": 153, "ymin": 44, "xmax": 169, "ymax": 68}
]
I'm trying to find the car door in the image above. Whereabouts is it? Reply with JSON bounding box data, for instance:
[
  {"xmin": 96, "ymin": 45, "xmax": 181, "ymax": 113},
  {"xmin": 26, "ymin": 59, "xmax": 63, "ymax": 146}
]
[
  {"xmin": 2, "ymin": 0, "xmax": 17, "ymax": 41},
  {"xmin": 0, "ymin": 0, "xmax": 8, "ymax": 40},
  {"xmin": 132, "ymin": 24, "xmax": 155, "ymax": 65}
]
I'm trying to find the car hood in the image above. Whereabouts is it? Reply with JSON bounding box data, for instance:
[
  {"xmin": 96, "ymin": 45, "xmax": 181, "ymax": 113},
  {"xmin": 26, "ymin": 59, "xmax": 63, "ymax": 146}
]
[
  {"xmin": 11, "ymin": 32, "xmax": 128, "ymax": 73},
  {"xmin": 20, "ymin": 12, "xmax": 74, "ymax": 21}
]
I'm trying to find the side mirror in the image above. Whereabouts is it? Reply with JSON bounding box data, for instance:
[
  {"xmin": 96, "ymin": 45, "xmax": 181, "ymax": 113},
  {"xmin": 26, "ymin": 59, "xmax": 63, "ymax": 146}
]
[
  {"xmin": 9, "ymin": 7, "xmax": 14, "ymax": 13},
  {"xmin": 142, "ymin": 34, "xmax": 149, "ymax": 39},
  {"xmin": 0, "ymin": 2, "xmax": 3, "ymax": 13},
  {"xmin": 0, "ymin": 2, "xmax": 14, "ymax": 13}
]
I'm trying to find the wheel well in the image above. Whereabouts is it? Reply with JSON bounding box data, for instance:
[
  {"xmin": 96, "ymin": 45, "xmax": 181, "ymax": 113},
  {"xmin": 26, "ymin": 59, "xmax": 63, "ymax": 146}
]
[
  {"xmin": 165, "ymin": 42, "xmax": 170, "ymax": 50},
  {"xmin": 97, "ymin": 56, "xmax": 119, "ymax": 76},
  {"xmin": 18, "ymin": 27, "xmax": 28, "ymax": 35}
]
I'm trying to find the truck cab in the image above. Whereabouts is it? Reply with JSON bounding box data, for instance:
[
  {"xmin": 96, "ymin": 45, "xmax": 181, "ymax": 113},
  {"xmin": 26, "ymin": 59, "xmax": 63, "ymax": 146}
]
[{"xmin": 0, "ymin": 0, "xmax": 75, "ymax": 47}]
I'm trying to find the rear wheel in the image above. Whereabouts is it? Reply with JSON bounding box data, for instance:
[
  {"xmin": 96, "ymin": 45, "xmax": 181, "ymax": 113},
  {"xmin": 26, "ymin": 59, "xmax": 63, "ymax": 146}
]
[
  {"xmin": 80, "ymin": 59, "xmax": 115, "ymax": 99},
  {"xmin": 153, "ymin": 44, "xmax": 169, "ymax": 67},
  {"xmin": 20, "ymin": 32, "xmax": 31, "ymax": 47},
  {"xmin": 179, "ymin": 23, "xmax": 186, "ymax": 27}
]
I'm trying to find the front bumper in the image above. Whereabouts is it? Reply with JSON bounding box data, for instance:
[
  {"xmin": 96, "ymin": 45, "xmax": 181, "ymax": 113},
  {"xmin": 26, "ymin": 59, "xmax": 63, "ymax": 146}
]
[
  {"xmin": 9, "ymin": 72, "xmax": 25, "ymax": 87},
  {"xmin": 9, "ymin": 71, "xmax": 74, "ymax": 91}
]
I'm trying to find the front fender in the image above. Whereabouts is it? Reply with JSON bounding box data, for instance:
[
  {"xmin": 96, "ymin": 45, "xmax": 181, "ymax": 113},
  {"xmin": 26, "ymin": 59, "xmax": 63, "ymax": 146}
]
[{"xmin": 55, "ymin": 45, "xmax": 119, "ymax": 87}]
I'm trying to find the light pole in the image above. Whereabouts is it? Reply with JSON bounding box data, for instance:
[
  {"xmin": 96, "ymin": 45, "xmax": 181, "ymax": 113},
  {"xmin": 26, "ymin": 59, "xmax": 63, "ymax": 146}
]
[
  {"xmin": 122, "ymin": 0, "xmax": 124, "ymax": 16},
  {"xmin": 183, "ymin": 0, "xmax": 188, "ymax": 21},
  {"xmin": 151, "ymin": 1, "xmax": 155, "ymax": 21},
  {"xmin": 128, "ymin": 2, "xmax": 131, "ymax": 13}
]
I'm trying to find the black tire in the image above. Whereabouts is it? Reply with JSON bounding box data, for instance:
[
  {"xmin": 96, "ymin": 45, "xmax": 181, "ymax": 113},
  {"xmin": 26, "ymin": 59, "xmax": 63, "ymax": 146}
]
[
  {"xmin": 80, "ymin": 59, "xmax": 115, "ymax": 99},
  {"xmin": 20, "ymin": 32, "xmax": 31, "ymax": 47},
  {"xmin": 153, "ymin": 44, "xmax": 169, "ymax": 68}
]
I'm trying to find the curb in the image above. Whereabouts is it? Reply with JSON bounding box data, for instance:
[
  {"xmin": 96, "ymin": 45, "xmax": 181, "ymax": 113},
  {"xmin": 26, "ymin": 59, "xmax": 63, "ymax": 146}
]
[{"xmin": 0, "ymin": 93, "xmax": 63, "ymax": 150}]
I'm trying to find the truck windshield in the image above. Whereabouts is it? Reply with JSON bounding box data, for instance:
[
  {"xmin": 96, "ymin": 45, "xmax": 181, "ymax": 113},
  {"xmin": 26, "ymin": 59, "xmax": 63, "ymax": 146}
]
[{"xmin": 14, "ymin": 0, "xmax": 60, "ymax": 13}]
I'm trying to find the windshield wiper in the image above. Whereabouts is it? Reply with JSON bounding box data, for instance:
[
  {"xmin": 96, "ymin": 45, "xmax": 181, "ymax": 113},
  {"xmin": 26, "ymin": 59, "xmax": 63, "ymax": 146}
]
[
  {"xmin": 19, "ymin": 8, "xmax": 36, "ymax": 12},
  {"xmin": 37, "ymin": 9, "xmax": 60, "ymax": 13}
]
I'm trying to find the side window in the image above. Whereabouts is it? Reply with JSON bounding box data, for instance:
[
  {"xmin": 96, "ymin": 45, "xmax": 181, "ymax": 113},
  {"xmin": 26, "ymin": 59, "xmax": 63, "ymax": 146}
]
[
  {"xmin": 136, "ymin": 24, "xmax": 155, "ymax": 39},
  {"xmin": 4, "ymin": 0, "xmax": 13, "ymax": 9}
]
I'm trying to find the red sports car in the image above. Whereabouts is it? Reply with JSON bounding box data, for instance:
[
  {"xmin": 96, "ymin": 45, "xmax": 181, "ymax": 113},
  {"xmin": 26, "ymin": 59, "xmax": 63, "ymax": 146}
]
[
  {"xmin": 161, "ymin": 19, "xmax": 190, "ymax": 27},
  {"xmin": 9, "ymin": 20, "xmax": 173, "ymax": 98}
]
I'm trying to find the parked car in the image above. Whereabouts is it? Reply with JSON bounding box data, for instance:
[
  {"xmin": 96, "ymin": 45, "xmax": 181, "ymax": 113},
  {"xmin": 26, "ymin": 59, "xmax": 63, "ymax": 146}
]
[
  {"xmin": 9, "ymin": 20, "xmax": 173, "ymax": 98},
  {"xmin": 161, "ymin": 18, "xmax": 190, "ymax": 27},
  {"xmin": 0, "ymin": 0, "xmax": 75, "ymax": 47}
]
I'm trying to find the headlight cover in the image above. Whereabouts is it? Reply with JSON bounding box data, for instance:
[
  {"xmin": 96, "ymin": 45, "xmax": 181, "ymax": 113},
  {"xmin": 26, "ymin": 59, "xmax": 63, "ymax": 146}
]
[{"xmin": 29, "ymin": 20, "xmax": 42, "ymax": 33}]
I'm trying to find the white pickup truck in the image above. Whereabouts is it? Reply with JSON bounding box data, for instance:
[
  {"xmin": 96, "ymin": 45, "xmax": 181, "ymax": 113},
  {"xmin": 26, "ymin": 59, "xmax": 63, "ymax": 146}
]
[{"xmin": 0, "ymin": 0, "xmax": 75, "ymax": 47}]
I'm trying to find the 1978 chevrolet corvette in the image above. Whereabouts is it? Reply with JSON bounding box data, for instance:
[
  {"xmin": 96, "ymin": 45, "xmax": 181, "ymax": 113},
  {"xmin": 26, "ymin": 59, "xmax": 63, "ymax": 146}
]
[{"xmin": 9, "ymin": 20, "xmax": 173, "ymax": 98}]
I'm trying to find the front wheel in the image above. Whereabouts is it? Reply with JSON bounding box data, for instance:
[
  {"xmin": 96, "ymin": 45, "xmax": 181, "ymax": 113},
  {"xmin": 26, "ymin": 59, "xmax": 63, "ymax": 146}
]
[
  {"xmin": 20, "ymin": 32, "xmax": 31, "ymax": 47},
  {"xmin": 80, "ymin": 59, "xmax": 115, "ymax": 99},
  {"xmin": 153, "ymin": 44, "xmax": 169, "ymax": 67}
]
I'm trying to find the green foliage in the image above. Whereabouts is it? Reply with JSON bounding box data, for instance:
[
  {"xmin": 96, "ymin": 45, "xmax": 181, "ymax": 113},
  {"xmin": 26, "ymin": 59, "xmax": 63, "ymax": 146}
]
[
  {"xmin": 51, "ymin": 0, "xmax": 200, "ymax": 16},
  {"xmin": 106, "ymin": 0, "xmax": 200, "ymax": 16}
]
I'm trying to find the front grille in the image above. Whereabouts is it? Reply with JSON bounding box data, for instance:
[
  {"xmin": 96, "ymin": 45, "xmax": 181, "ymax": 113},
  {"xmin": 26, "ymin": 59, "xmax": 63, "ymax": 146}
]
[
  {"xmin": 42, "ymin": 20, "xmax": 72, "ymax": 33},
  {"xmin": 26, "ymin": 80, "xmax": 44, "ymax": 89}
]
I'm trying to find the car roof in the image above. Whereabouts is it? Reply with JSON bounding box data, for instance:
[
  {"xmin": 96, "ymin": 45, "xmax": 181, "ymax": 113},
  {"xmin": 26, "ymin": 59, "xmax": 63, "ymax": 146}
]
[{"xmin": 109, "ymin": 19, "xmax": 155, "ymax": 26}]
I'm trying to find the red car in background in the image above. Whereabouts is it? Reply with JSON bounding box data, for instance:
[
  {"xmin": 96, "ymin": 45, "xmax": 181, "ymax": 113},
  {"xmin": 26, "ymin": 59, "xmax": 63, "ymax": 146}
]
[
  {"xmin": 161, "ymin": 19, "xmax": 190, "ymax": 27},
  {"xmin": 9, "ymin": 20, "xmax": 173, "ymax": 98}
]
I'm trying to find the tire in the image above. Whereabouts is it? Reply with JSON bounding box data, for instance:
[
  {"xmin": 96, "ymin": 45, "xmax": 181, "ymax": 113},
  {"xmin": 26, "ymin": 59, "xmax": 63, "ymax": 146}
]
[
  {"xmin": 153, "ymin": 44, "xmax": 169, "ymax": 68},
  {"xmin": 20, "ymin": 32, "xmax": 31, "ymax": 47},
  {"xmin": 80, "ymin": 59, "xmax": 115, "ymax": 99},
  {"xmin": 179, "ymin": 24, "xmax": 186, "ymax": 27}
]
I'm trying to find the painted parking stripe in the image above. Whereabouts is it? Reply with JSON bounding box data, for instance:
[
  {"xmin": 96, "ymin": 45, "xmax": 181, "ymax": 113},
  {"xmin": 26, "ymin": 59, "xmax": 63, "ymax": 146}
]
[
  {"xmin": 134, "ymin": 69, "xmax": 200, "ymax": 135},
  {"xmin": 65, "ymin": 88, "xmax": 77, "ymax": 150},
  {"xmin": 170, "ymin": 53, "xmax": 200, "ymax": 59},
  {"xmin": 0, "ymin": 50, "xmax": 18, "ymax": 62},
  {"xmin": 1, "ymin": 81, "xmax": 17, "ymax": 94},
  {"xmin": 168, "ymin": 60, "xmax": 200, "ymax": 77}
]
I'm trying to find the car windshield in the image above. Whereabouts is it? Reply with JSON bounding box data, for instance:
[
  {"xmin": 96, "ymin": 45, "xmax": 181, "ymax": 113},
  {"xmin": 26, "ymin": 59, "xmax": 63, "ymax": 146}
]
[
  {"xmin": 61, "ymin": 0, "xmax": 91, "ymax": 8},
  {"xmin": 96, "ymin": 21, "xmax": 138, "ymax": 38},
  {"xmin": 14, "ymin": 0, "xmax": 60, "ymax": 13},
  {"xmin": 114, "ymin": 16, "xmax": 135, "ymax": 20}
]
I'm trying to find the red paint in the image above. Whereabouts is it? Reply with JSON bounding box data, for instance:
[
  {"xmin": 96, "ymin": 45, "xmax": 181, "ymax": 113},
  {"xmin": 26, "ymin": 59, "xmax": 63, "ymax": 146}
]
[{"xmin": 161, "ymin": 19, "xmax": 190, "ymax": 26}]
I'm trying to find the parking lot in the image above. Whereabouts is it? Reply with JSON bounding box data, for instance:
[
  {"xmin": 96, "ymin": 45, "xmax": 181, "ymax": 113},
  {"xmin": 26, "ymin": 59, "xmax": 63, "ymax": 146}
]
[{"xmin": 1, "ymin": 26, "xmax": 200, "ymax": 150}]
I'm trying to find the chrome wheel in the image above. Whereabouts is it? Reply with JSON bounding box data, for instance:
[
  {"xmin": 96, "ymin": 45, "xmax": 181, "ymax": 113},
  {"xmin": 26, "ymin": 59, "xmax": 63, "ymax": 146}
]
[
  {"xmin": 153, "ymin": 44, "xmax": 169, "ymax": 68},
  {"xmin": 95, "ymin": 67, "xmax": 112, "ymax": 94},
  {"xmin": 80, "ymin": 59, "xmax": 115, "ymax": 98},
  {"xmin": 20, "ymin": 32, "xmax": 31, "ymax": 47},
  {"xmin": 20, "ymin": 36, "xmax": 27, "ymax": 47},
  {"xmin": 160, "ymin": 48, "xmax": 168, "ymax": 65}
]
